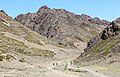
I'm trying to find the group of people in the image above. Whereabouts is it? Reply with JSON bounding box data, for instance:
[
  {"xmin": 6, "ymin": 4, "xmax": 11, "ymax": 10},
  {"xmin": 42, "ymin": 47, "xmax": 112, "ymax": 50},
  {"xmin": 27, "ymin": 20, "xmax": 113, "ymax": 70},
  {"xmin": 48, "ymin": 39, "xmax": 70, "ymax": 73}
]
[
  {"xmin": 53, "ymin": 63, "xmax": 58, "ymax": 66},
  {"xmin": 52, "ymin": 61, "xmax": 73, "ymax": 68}
]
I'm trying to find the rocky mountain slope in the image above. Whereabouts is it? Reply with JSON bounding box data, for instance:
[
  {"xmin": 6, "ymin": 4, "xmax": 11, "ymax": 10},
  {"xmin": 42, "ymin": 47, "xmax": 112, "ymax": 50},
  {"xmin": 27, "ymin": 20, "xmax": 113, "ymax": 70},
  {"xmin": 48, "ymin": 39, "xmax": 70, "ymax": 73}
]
[
  {"xmin": 0, "ymin": 7, "xmax": 119, "ymax": 77},
  {"xmin": 0, "ymin": 10, "xmax": 81, "ymax": 68},
  {"xmin": 0, "ymin": 10, "xmax": 57, "ymax": 63},
  {"xmin": 15, "ymin": 5, "xmax": 109, "ymax": 48},
  {"xmin": 0, "ymin": 10, "xmax": 84, "ymax": 77},
  {"xmin": 75, "ymin": 20, "xmax": 120, "ymax": 65}
]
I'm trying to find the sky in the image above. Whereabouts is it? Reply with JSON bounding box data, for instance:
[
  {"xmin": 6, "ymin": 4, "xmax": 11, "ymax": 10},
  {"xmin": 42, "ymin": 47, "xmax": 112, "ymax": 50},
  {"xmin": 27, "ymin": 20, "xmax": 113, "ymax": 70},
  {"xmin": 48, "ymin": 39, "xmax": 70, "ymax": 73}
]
[{"xmin": 0, "ymin": 0, "xmax": 120, "ymax": 21}]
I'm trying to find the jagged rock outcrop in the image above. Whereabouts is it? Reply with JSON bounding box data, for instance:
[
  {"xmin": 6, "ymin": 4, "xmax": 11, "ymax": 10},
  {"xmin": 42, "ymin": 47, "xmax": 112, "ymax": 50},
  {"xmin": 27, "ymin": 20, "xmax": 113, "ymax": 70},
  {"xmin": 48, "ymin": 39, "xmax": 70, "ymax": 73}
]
[
  {"xmin": 84, "ymin": 21, "xmax": 120, "ymax": 52},
  {"xmin": 15, "ymin": 5, "xmax": 109, "ymax": 48},
  {"xmin": 75, "ymin": 20, "xmax": 120, "ymax": 65},
  {"xmin": 0, "ymin": 10, "xmax": 8, "ymax": 16}
]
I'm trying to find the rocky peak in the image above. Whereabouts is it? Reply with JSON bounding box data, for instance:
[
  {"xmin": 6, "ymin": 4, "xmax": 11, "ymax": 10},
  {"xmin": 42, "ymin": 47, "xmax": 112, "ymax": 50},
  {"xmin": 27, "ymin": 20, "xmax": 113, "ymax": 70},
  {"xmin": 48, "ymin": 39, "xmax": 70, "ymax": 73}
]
[
  {"xmin": 79, "ymin": 14, "xmax": 109, "ymax": 26},
  {"xmin": 101, "ymin": 22, "xmax": 119, "ymax": 40},
  {"xmin": 80, "ymin": 14, "xmax": 91, "ymax": 18},
  {"xmin": 15, "ymin": 6, "xmax": 109, "ymax": 48},
  {"xmin": 0, "ymin": 10, "xmax": 8, "ymax": 16},
  {"xmin": 114, "ymin": 17, "xmax": 120, "ymax": 24},
  {"xmin": 93, "ymin": 17, "xmax": 101, "ymax": 22},
  {"xmin": 80, "ymin": 14, "xmax": 91, "ymax": 20},
  {"xmin": 37, "ymin": 5, "xmax": 50, "ymax": 13}
]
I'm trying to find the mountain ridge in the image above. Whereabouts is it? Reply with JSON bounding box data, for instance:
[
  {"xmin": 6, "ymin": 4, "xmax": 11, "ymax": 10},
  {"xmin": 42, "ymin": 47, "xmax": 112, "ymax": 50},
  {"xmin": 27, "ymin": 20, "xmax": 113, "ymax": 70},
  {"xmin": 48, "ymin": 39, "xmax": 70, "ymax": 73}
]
[
  {"xmin": 15, "ymin": 5, "xmax": 109, "ymax": 48},
  {"xmin": 0, "ymin": 6, "xmax": 120, "ymax": 77}
]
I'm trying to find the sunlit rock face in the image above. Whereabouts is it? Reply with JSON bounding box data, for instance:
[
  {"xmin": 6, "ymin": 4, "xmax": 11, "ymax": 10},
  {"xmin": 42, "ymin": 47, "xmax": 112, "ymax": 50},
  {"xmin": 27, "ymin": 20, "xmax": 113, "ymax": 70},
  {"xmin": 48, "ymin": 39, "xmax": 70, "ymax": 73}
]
[{"xmin": 15, "ymin": 5, "xmax": 109, "ymax": 48}]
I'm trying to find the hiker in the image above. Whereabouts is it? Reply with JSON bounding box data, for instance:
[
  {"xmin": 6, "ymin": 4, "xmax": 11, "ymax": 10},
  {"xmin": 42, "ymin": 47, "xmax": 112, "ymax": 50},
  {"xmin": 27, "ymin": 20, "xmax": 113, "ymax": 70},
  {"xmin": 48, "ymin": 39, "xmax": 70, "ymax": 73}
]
[
  {"xmin": 70, "ymin": 61, "xmax": 73, "ymax": 65},
  {"xmin": 53, "ymin": 63, "xmax": 55, "ymax": 66},
  {"xmin": 56, "ymin": 63, "xmax": 58, "ymax": 66}
]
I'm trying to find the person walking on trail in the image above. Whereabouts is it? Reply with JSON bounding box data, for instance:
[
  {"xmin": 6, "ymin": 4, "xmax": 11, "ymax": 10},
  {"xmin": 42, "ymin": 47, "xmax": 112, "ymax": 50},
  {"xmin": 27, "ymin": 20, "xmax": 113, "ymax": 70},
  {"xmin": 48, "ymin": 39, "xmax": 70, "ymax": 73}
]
[
  {"xmin": 56, "ymin": 63, "xmax": 58, "ymax": 66},
  {"xmin": 53, "ymin": 63, "xmax": 55, "ymax": 66},
  {"xmin": 70, "ymin": 61, "xmax": 73, "ymax": 66}
]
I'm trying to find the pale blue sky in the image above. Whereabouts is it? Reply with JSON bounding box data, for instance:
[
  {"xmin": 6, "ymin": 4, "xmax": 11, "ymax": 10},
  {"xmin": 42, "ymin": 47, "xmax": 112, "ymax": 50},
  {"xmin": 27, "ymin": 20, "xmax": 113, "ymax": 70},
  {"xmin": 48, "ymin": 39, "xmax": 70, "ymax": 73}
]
[{"xmin": 0, "ymin": 0, "xmax": 120, "ymax": 21}]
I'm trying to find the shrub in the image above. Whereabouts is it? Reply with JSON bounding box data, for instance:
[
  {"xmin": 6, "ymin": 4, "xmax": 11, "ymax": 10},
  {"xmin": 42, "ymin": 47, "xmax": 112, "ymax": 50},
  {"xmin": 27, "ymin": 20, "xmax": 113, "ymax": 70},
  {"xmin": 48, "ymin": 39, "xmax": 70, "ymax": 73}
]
[
  {"xmin": 6, "ymin": 54, "xmax": 15, "ymax": 61},
  {"xmin": 0, "ymin": 55, "xmax": 4, "ymax": 61},
  {"xmin": 19, "ymin": 58, "xmax": 26, "ymax": 62}
]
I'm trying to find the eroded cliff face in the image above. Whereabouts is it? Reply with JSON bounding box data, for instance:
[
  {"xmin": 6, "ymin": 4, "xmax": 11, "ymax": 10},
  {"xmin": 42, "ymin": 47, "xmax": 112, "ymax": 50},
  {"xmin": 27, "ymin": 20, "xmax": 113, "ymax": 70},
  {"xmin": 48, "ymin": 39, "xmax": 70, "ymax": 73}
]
[{"xmin": 15, "ymin": 5, "xmax": 109, "ymax": 48}]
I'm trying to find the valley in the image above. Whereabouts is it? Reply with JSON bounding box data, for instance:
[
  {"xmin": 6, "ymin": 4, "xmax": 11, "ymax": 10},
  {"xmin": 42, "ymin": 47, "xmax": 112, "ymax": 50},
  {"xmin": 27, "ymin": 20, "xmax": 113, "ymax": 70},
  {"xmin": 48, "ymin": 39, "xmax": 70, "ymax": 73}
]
[{"xmin": 0, "ymin": 5, "xmax": 120, "ymax": 77}]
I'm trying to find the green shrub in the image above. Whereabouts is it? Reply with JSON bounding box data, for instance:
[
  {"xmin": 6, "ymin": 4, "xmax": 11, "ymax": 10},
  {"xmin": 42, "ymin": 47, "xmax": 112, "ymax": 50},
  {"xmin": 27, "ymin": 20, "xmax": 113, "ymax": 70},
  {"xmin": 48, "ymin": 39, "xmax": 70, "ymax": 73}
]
[
  {"xmin": 6, "ymin": 54, "xmax": 15, "ymax": 61},
  {"xmin": 0, "ymin": 55, "xmax": 4, "ymax": 61},
  {"xmin": 19, "ymin": 58, "xmax": 26, "ymax": 62}
]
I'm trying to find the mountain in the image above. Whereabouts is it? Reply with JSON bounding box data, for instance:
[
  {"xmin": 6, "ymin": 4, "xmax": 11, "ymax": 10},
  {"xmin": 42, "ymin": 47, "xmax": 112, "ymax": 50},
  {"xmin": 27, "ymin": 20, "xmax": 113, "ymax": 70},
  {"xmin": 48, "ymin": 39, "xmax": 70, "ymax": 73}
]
[
  {"xmin": 0, "ymin": 10, "xmax": 56, "ymax": 63},
  {"xmin": 15, "ymin": 5, "xmax": 109, "ymax": 48},
  {"xmin": 0, "ymin": 10, "xmax": 81, "ymax": 69},
  {"xmin": 75, "ymin": 20, "xmax": 120, "ymax": 65},
  {"xmin": 0, "ymin": 7, "xmax": 119, "ymax": 77}
]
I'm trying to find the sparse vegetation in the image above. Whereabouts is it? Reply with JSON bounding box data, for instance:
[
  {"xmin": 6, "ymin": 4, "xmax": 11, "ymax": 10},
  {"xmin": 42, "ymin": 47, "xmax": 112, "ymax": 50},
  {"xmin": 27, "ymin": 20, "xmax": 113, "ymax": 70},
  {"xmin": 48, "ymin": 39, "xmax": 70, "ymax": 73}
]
[
  {"xmin": 76, "ymin": 21, "xmax": 120, "ymax": 67},
  {"xmin": 90, "ymin": 36, "xmax": 120, "ymax": 54},
  {"xmin": 18, "ymin": 48, "xmax": 56, "ymax": 57},
  {"xmin": 0, "ymin": 55, "xmax": 4, "ymax": 61},
  {"xmin": 0, "ymin": 54, "xmax": 15, "ymax": 61},
  {"xmin": 19, "ymin": 58, "xmax": 26, "ymax": 62},
  {"xmin": 6, "ymin": 54, "xmax": 15, "ymax": 61},
  {"xmin": 0, "ymin": 5, "xmax": 120, "ymax": 77}
]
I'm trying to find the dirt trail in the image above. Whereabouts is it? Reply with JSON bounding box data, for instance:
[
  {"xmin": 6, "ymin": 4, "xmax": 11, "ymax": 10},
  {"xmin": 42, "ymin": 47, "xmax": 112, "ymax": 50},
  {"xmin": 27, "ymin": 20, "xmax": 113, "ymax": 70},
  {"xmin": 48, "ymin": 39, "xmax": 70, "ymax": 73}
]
[
  {"xmin": 47, "ymin": 66, "xmax": 80, "ymax": 77},
  {"xmin": 47, "ymin": 59, "xmax": 81, "ymax": 77},
  {"xmin": 47, "ymin": 59, "xmax": 109, "ymax": 77},
  {"xmin": 82, "ymin": 69, "xmax": 108, "ymax": 77},
  {"xmin": 67, "ymin": 66, "xmax": 108, "ymax": 77}
]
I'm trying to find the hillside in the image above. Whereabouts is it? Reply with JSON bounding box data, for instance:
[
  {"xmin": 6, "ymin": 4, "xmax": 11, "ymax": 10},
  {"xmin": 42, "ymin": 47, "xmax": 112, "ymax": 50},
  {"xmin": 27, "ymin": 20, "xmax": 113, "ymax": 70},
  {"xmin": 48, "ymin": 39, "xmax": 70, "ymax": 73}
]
[
  {"xmin": 0, "ymin": 10, "xmax": 58, "ymax": 63},
  {"xmin": 0, "ymin": 10, "xmax": 82, "ymax": 69},
  {"xmin": 72, "ymin": 18, "xmax": 120, "ymax": 77},
  {"xmin": 15, "ymin": 5, "xmax": 109, "ymax": 48},
  {"xmin": 0, "ymin": 10, "xmax": 86, "ymax": 77},
  {"xmin": 76, "ymin": 18, "xmax": 120, "ymax": 65}
]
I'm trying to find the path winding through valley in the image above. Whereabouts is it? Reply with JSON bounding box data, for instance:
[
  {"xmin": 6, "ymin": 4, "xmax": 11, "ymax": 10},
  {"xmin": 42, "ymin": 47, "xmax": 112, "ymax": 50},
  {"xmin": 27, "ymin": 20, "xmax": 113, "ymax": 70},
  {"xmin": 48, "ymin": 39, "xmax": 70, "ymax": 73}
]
[
  {"xmin": 47, "ymin": 66, "xmax": 80, "ymax": 77},
  {"xmin": 67, "ymin": 67, "xmax": 108, "ymax": 77},
  {"xmin": 1, "ymin": 32, "xmax": 109, "ymax": 77},
  {"xmin": 47, "ymin": 60, "xmax": 108, "ymax": 77}
]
